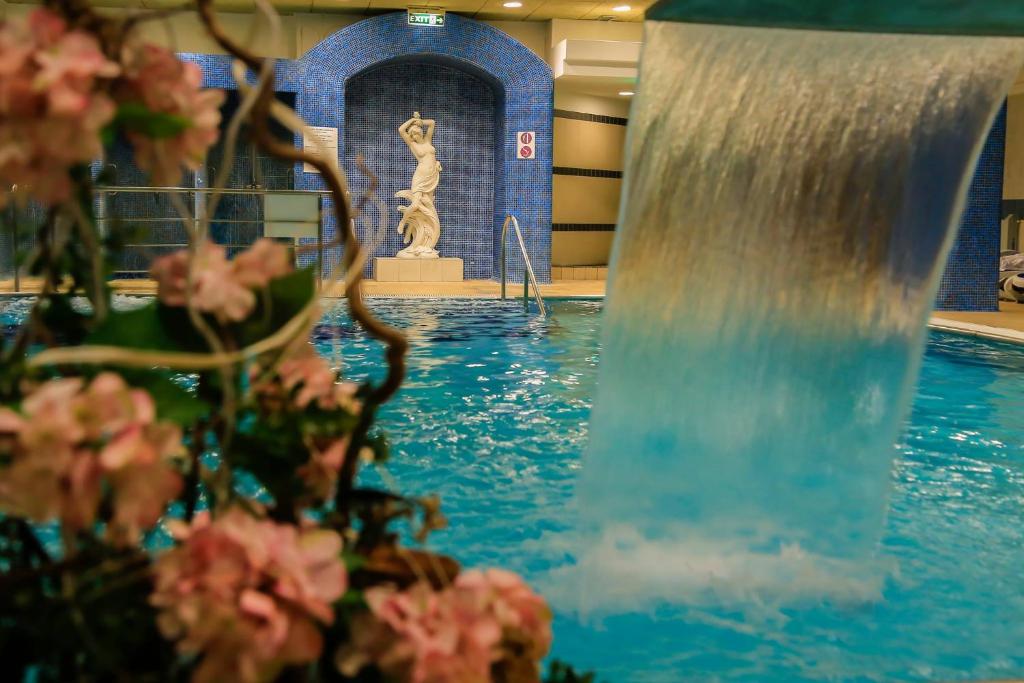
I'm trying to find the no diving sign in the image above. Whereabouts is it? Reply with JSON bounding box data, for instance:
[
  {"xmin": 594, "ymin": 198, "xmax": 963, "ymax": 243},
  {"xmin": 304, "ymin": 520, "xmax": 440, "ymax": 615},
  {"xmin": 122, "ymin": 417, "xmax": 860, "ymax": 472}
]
[{"xmin": 516, "ymin": 131, "xmax": 536, "ymax": 160}]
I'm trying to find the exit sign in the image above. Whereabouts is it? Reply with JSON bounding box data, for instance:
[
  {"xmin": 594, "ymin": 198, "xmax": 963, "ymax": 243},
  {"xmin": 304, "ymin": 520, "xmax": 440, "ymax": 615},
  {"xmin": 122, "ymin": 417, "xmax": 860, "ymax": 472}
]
[{"xmin": 408, "ymin": 9, "xmax": 445, "ymax": 26}]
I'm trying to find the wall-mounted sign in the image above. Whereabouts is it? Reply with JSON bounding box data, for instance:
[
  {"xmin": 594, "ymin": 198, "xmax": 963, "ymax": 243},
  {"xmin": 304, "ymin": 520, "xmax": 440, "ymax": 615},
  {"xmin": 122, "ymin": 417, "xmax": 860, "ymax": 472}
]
[
  {"xmin": 516, "ymin": 131, "xmax": 536, "ymax": 160},
  {"xmin": 302, "ymin": 126, "xmax": 338, "ymax": 173},
  {"xmin": 408, "ymin": 9, "xmax": 445, "ymax": 26}
]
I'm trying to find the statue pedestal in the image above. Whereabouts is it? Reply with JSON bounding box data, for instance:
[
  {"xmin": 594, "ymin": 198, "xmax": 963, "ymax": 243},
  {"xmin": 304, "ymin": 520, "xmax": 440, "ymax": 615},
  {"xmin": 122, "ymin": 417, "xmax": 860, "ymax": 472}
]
[{"xmin": 374, "ymin": 257, "xmax": 463, "ymax": 282}]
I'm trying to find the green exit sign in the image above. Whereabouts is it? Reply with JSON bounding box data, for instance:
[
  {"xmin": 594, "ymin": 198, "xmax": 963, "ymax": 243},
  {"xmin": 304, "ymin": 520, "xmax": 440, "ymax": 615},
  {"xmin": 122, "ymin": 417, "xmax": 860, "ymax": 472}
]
[{"xmin": 407, "ymin": 10, "xmax": 445, "ymax": 26}]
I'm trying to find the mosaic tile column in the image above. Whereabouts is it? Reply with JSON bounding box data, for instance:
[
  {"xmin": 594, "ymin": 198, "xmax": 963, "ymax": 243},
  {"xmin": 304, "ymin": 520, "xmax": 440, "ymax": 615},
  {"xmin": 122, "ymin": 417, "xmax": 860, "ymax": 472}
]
[{"xmin": 936, "ymin": 103, "xmax": 1007, "ymax": 312}]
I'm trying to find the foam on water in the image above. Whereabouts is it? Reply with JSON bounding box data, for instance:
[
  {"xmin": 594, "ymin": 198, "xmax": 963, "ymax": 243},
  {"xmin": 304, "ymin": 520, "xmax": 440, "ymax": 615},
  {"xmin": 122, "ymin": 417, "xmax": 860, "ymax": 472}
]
[{"xmin": 579, "ymin": 22, "xmax": 1024, "ymax": 610}]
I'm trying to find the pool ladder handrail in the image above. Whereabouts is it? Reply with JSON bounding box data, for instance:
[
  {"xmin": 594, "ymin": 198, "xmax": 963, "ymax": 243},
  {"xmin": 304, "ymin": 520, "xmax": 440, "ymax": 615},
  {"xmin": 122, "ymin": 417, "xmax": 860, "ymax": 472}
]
[{"xmin": 500, "ymin": 214, "xmax": 547, "ymax": 316}]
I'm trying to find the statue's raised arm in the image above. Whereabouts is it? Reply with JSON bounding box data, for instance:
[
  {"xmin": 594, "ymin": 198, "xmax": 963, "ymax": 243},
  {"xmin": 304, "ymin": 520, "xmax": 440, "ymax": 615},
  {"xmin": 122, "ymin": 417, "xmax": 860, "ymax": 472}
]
[
  {"xmin": 419, "ymin": 118, "xmax": 436, "ymax": 143},
  {"xmin": 399, "ymin": 112, "xmax": 424, "ymax": 146}
]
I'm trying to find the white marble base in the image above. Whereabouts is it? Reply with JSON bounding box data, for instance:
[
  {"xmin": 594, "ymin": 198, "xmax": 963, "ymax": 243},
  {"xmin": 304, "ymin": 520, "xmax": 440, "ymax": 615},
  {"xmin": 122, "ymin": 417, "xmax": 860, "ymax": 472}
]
[{"xmin": 374, "ymin": 257, "xmax": 463, "ymax": 282}]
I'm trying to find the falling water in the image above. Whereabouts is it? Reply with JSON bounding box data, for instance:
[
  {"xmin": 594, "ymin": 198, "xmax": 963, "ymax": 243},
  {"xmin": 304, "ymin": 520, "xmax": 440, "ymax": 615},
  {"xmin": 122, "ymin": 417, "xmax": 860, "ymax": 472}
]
[{"xmin": 577, "ymin": 23, "xmax": 1024, "ymax": 610}]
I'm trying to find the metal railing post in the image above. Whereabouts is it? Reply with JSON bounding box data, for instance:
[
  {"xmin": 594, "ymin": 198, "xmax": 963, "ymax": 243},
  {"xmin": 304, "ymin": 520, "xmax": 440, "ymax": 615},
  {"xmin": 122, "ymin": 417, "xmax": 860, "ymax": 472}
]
[
  {"xmin": 523, "ymin": 269, "xmax": 529, "ymax": 311},
  {"xmin": 500, "ymin": 214, "xmax": 546, "ymax": 316},
  {"xmin": 500, "ymin": 217, "xmax": 508, "ymax": 300},
  {"xmin": 10, "ymin": 200, "xmax": 19, "ymax": 293}
]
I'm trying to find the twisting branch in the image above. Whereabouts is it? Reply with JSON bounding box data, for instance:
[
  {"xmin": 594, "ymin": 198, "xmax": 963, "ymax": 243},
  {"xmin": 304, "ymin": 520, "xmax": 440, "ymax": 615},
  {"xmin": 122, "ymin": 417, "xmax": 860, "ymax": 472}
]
[{"xmin": 194, "ymin": 0, "xmax": 408, "ymax": 409}]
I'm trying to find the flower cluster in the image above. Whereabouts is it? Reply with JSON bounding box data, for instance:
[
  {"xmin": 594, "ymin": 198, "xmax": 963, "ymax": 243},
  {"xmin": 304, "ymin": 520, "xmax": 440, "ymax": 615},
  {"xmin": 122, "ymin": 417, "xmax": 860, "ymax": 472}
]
[
  {"xmin": 269, "ymin": 349, "xmax": 361, "ymax": 414},
  {"xmin": 0, "ymin": 9, "xmax": 224, "ymax": 205},
  {"xmin": 251, "ymin": 346, "xmax": 363, "ymax": 501},
  {"xmin": 150, "ymin": 238, "xmax": 293, "ymax": 323},
  {"xmin": 116, "ymin": 43, "xmax": 224, "ymax": 185},
  {"xmin": 0, "ymin": 9, "xmax": 119, "ymax": 205},
  {"xmin": 338, "ymin": 569, "xmax": 553, "ymax": 682},
  {"xmin": 0, "ymin": 373, "xmax": 183, "ymax": 544},
  {"xmin": 151, "ymin": 508, "xmax": 347, "ymax": 683}
]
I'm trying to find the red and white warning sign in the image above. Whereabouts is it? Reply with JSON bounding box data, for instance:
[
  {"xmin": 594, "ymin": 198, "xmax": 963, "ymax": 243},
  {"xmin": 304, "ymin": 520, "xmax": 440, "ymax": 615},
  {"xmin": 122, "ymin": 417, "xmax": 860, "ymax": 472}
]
[{"xmin": 516, "ymin": 131, "xmax": 535, "ymax": 160}]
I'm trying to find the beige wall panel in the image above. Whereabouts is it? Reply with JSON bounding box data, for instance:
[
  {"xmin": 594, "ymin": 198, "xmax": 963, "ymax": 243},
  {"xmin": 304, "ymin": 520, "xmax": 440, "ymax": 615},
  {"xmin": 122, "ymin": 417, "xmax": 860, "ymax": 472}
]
[
  {"xmin": 553, "ymin": 175, "xmax": 621, "ymax": 223},
  {"xmin": 296, "ymin": 13, "xmax": 367, "ymax": 56},
  {"xmin": 552, "ymin": 231, "xmax": 615, "ymax": 266},
  {"xmin": 127, "ymin": 11, "xmax": 298, "ymax": 57},
  {"xmin": 485, "ymin": 20, "xmax": 547, "ymax": 59},
  {"xmin": 553, "ymin": 118, "xmax": 625, "ymax": 169},
  {"xmin": 548, "ymin": 17, "xmax": 642, "ymax": 46},
  {"xmin": 1006, "ymin": 93, "xmax": 1024, "ymax": 199},
  {"xmin": 554, "ymin": 90, "xmax": 631, "ymax": 118}
]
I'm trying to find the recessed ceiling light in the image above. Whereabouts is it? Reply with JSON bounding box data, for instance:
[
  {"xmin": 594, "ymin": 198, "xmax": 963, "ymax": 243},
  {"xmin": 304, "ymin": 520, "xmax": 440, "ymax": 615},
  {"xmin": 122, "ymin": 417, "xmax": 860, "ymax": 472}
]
[
  {"xmin": 612, "ymin": 4, "xmax": 631, "ymax": 11},
  {"xmin": 618, "ymin": 90, "xmax": 635, "ymax": 96},
  {"xmin": 503, "ymin": 1, "xmax": 523, "ymax": 6}
]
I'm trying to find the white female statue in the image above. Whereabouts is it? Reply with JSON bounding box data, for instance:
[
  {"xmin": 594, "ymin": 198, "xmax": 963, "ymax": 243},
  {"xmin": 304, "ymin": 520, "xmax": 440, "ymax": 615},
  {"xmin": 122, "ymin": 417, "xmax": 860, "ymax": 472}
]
[{"xmin": 395, "ymin": 112, "xmax": 442, "ymax": 259}]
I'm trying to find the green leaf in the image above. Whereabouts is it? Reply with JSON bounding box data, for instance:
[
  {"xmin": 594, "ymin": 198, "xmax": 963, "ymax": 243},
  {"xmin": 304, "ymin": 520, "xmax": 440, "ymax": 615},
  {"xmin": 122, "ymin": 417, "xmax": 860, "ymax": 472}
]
[
  {"xmin": 235, "ymin": 268, "xmax": 316, "ymax": 347},
  {"xmin": 544, "ymin": 661, "xmax": 598, "ymax": 683},
  {"xmin": 121, "ymin": 369, "xmax": 209, "ymax": 426},
  {"xmin": 113, "ymin": 102, "xmax": 191, "ymax": 139},
  {"xmin": 86, "ymin": 302, "xmax": 209, "ymax": 353},
  {"xmin": 342, "ymin": 552, "xmax": 367, "ymax": 574},
  {"xmin": 83, "ymin": 269, "xmax": 313, "ymax": 359},
  {"xmin": 38, "ymin": 294, "xmax": 91, "ymax": 345},
  {"xmin": 300, "ymin": 407, "xmax": 360, "ymax": 440}
]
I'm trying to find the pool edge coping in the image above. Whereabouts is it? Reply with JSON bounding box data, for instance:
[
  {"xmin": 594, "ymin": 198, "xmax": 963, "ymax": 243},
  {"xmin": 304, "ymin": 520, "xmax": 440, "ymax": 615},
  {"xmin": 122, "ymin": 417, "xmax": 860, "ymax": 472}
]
[{"xmin": 928, "ymin": 316, "xmax": 1024, "ymax": 345}]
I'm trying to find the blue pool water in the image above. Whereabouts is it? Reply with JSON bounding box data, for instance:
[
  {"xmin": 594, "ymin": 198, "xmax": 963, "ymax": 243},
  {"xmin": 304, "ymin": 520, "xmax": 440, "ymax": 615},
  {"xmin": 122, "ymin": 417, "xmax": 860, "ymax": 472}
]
[
  {"xmin": 3, "ymin": 297, "xmax": 1023, "ymax": 681},
  {"xmin": 322, "ymin": 298, "xmax": 1024, "ymax": 683}
]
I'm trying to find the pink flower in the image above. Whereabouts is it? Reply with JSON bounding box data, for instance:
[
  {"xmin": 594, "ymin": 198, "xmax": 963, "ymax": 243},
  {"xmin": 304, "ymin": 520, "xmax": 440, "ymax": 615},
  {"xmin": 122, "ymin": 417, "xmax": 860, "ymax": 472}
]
[
  {"xmin": 0, "ymin": 373, "xmax": 183, "ymax": 544},
  {"xmin": 102, "ymin": 421, "xmax": 184, "ymax": 545},
  {"xmin": 247, "ymin": 344, "xmax": 361, "ymax": 503},
  {"xmin": 150, "ymin": 241, "xmax": 256, "ymax": 323},
  {"xmin": 297, "ymin": 437, "xmax": 349, "ymax": 502},
  {"xmin": 336, "ymin": 570, "xmax": 552, "ymax": 682},
  {"xmin": 455, "ymin": 569, "xmax": 553, "ymax": 662},
  {"xmin": 150, "ymin": 239, "xmax": 294, "ymax": 324},
  {"xmin": 233, "ymin": 238, "xmax": 293, "ymax": 289},
  {"xmin": 0, "ymin": 9, "xmax": 119, "ymax": 206},
  {"xmin": 151, "ymin": 508, "xmax": 347, "ymax": 683},
  {"xmin": 278, "ymin": 351, "xmax": 338, "ymax": 410},
  {"xmin": 116, "ymin": 43, "xmax": 224, "ymax": 185},
  {"xmin": 253, "ymin": 347, "xmax": 361, "ymax": 414}
]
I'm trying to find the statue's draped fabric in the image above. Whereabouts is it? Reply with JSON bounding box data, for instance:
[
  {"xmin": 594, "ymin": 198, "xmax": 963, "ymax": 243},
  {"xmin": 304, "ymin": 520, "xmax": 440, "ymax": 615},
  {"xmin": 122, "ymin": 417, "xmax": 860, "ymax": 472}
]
[{"xmin": 396, "ymin": 112, "xmax": 442, "ymax": 259}]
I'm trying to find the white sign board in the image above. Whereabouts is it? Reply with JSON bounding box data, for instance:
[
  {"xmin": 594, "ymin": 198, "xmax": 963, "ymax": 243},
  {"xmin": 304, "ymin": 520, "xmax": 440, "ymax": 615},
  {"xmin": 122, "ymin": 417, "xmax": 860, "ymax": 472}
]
[
  {"xmin": 516, "ymin": 131, "xmax": 536, "ymax": 160},
  {"xmin": 302, "ymin": 126, "xmax": 339, "ymax": 173}
]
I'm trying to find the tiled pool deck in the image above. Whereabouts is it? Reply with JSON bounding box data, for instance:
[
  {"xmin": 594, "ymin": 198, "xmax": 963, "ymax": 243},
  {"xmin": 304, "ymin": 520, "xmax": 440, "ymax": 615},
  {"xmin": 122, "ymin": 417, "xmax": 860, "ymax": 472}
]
[
  {"xmin": 6, "ymin": 278, "xmax": 1024, "ymax": 344},
  {"xmin": 932, "ymin": 301, "xmax": 1024, "ymax": 343},
  {"xmin": 0, "ymin": 278, "xmax": 608, "ymax": 299}
]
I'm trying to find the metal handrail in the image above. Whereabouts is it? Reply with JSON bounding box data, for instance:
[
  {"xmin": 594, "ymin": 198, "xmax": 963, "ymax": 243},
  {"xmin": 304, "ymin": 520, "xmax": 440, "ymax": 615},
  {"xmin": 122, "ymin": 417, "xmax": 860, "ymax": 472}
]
[
  {"xmin": 94, "ymin": 186, "xmax": 332, "ymax": 196},
  {"xmin": 2, "ymin": 186, "xmax": 335, "ymax": 293},
  {"xmin": 500, "ymin": 214, "xmax": 547, "ymax": 316}
]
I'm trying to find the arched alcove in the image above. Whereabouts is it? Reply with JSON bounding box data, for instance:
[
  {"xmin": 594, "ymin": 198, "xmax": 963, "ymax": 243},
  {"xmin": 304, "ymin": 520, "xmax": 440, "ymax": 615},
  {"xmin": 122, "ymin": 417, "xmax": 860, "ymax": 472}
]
[
  {"xmin": 344, "ymin": 59, "xmax": 499, "ymax": 276},
  {"xmin": 297, "ymin": 12, "xmax": 554, "ymax": 281}
]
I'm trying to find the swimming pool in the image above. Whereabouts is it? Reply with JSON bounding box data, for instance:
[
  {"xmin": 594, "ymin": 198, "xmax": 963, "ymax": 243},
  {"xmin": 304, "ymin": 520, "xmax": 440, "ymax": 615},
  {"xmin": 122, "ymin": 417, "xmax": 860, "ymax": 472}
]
[
  {"xmin": 321, "ymin": 298, "xmax": 1024, "ymax": 683},
  {"xmin": 2, "ymin": 296, "xmax": 1023, "ymax": 681}
]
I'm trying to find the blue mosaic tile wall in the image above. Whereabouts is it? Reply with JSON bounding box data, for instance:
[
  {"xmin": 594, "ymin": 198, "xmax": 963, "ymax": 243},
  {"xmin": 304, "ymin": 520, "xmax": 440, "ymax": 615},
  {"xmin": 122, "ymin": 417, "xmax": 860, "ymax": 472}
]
[
  {"xmin": 297, "ymin": 12, "xmax": 553, "ymax": 282},
  {"xmin": 936, "ymin": 104, "xmax": 1006, "ymax": 312},
  {"xmin": 0, "ymin": 201, "xmax": 44, "ymax": 280},
  {"xmin": 205, "ymin": 92, "xmax": 296, "ymax": 252},
  {"xmin": 96, "ymin": 77, "xmax": 298, "ymax": 274},
  {"xmin": 99, "ymin": 136, "xmax": 194, "ymax": 273},
  {"xmin": 345, "ymin": 62, "xmax": 496, "ymax": 278}
]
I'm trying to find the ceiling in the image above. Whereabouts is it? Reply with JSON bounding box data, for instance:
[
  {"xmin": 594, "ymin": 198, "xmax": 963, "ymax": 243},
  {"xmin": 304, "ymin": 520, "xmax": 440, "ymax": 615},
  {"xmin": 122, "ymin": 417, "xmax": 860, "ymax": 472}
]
[
  {"xmin": 7, "ymin": 0, "xmax": 651, "ymax": 22},
  {"xmin": 311, "ymin": 0, "xmax": 651, "ymax": 21}
]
